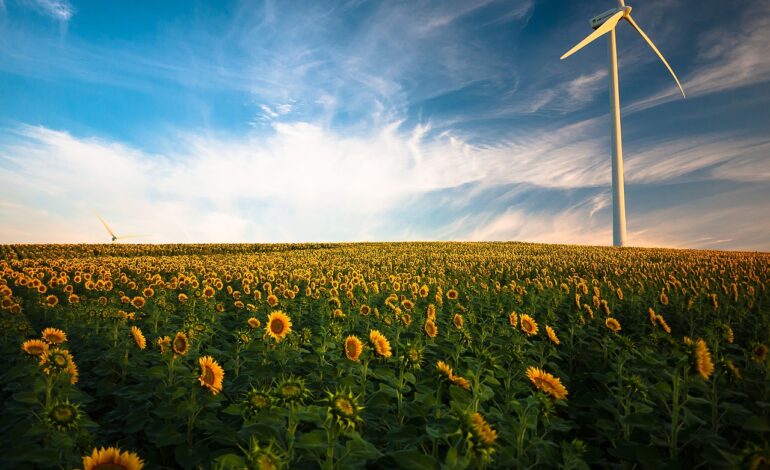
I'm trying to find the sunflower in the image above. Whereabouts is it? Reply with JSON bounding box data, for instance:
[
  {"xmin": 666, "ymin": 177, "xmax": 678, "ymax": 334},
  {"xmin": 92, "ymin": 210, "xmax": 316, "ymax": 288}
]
[
  {"xmin": 245, "ymin": 439, "xmax": 287, "ymax": 470},
  {"xmin": 753, "ymin": 344, "xmax": 768, "ymax": 364},
  {"xmin": 450, "ymin": 374, "xmax": 471, "ymax": 390},
  {"xmin": 369, "ymin": 330, "xmax": 392, "ymax": 358},
  {"xmin": 45, "ymin": 295, "xmax": 59, "ymax": 307},
  {"xmin": 508, "ymin": 311, "xmax": 518, "ymax": 328},
  {"xmin": 694, "ymin": 339, "xmax": 714, "ymax": 380},
  {"xmin": 724, "ymin": 326, "xmax": 734, "ymax": 344},
  {"xmin": 198, "ymin": 355, "xmax": 224, "ymax": 395},
  {"xmin": 526, "ymin": 366, "xmax": 568, "ymax": 400},
  {"xmin": 453, "ymin": 313, "xmax": 464, "ymax": 329},
  {"xmin": 426, "ymin": 304, "xmax": 436, "ymax": 321},
  {"xmin": 248, "ymin": 317, "xmax": 261, "ymax": 329},
  {"xmin": 446, "ymin": 289, "xmax": 459, "ymax": 300},
  {"xmin": 39, "ymin": 349, "xmax": 79, "ymax": 384},
  {"xmin": 424, "ymin": 319, "xmax": 438, "ymax": 338},
  {"xmin": 419, "ymin": 285, "xmax": 429, "ymax": 298},
  {"xmin": 333, "ymin": 308, "xmax": 345, "ymax": 319},
  {"xmin": 41, "ymin": 327, "xmax": 67, "ymax": 344},
  {"xmin": 267, "ymin": 294, "xmax": 279, "ymax": 308},
  {"xmin": 82, "ymin": 446, "xmax": 144, "ymax": 470},
  {"xmin": 656, "ymin": 315, "xmax": 671, "ymax": 334},
  {"xmin": 326, "ymin": 388, "xmax": 364, "ymax": 432},
  {"xmin": 469, "ymin": 412, "xmax": 498, "ymax": 447},
  {"xmin": 265, "ymin": 311, "xmax": 292, "ymax": 343},
  {"xmin": 156, "ymin": 336, "xmax": 171, "ymax": 354},
  {"xmin": 142, "ymin": 287, "xmax": 154, "ymax": 298},
  {"xmin": 172, "ymin": 331, "xmax": 190, "ymax": 356},
  {"xmin": 545, "ymin": 325, "xmax": 560, "ymax": 345},
  {"xmin": 130, "ymin": 326, "xmax": 146, "ymax": 350},
  {"xmin": 359, "ymin": 304, "xmax": 371, "ymax": 316},
  {"xmin": 46, "ymin": 399, "xmax": 81, "ymax": 432},
  {"xmin": 244, "ymin": 388, "xmax": 272, "ymax": 417},
  {"xmin": 725, "ymin": 359, "xmax": 742, "ymax": 381},
  {"xmin": 22, "ymin": 339, "xmax": 49, "ymax": 356},
  {"xmin": 344, "ymin": 335, "xmax": 363, "ymax": 362},
  {"xmin": 605, "ymin": 317, "xmax": 621, "ymax": 333},
  {"xmin": 202, "ymin": 286, "xmax": 215, "ymax": 299},
  {"xmin": 520, "ymin": 314, "xmax": 538, "ymax": 336},
  {"xmin": 436, "ymin": 360, "xmax": 454, "ymax": 381},
  {"xmin": 178, "ymin": 293, "xmax": 189, "ymax": 304},
  {"xmin": 131, "ymin": 296, "xmax": 145, "ymax": 309},
  {"xmin": 648, "ymin": 307, "xmax": 657, "ymax": 326},
  {"xmin": 275, "ymin": 376, "xmax": 310, "ymax": 406}
]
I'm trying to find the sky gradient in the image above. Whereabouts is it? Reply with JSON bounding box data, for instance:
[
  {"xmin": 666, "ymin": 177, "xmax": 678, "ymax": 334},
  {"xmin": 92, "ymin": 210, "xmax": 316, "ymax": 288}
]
[{"xmin": 1, "ymin": 0, "xmax": 769, "ymax": 249}]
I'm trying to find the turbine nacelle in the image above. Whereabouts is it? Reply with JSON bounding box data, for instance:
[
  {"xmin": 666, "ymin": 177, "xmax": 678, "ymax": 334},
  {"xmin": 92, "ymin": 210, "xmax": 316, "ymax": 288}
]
[{"xmin": 591, "ymin": 6, "xmax": 631, "ymax": 30}]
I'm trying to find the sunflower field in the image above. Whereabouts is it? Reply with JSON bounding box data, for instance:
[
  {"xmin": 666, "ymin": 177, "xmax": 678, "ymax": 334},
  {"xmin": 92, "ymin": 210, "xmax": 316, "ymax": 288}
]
[{"xmin": 0, "ymin": 242, "xmax": 768, "ymax": 469}]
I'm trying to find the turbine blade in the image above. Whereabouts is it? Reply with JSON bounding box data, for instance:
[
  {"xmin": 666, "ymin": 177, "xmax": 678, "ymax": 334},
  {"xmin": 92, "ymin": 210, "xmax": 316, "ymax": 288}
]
[
  {"xmin": 624, "ymin": 15, "xmax": 686, "ymax": 98},
  {"xmin": 94, "ymin": 213, "xmax": 116, "ymax": 238},
  {"xmin": 561, "ymin": 10, "xmax": 625, "ymax": 60}
]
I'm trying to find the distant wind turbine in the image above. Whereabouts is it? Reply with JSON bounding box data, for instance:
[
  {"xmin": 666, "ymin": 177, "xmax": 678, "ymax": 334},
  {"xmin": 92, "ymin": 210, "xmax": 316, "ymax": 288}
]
[
  {"xmin": 94, "ymin": 213, "xmax": 147, "ymax": 243},
  {"xmin": 561, "ymin": 0, "xmax": 685, "ymax": 246}
]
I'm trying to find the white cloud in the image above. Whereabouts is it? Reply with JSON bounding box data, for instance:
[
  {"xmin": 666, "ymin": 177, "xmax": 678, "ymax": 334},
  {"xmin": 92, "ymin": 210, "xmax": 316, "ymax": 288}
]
[
  {"xmin": 25, "ymin": 0, "xmax": 73, "ymax": 21},
  {"xmin": 625, "ymin": 0, "xmax": 770, "ymax": 113}
]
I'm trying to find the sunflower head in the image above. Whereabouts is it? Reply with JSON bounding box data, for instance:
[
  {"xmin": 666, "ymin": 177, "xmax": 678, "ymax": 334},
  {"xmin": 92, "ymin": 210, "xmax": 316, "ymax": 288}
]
[
  {"xmin": 344, "ymin": 335, "xmax": 363, "ymax": 362},
  {"xmin": 22, "ymin": 339, "xmax": 49, "ymax": 357},
  {"xmin": 46, "ymin": 400, "xmax": 81, "ymax": 432},
  {"xmin": 325, "ymin": 388, "xmax": 364, "ymax": 432},
  {"xmin": 82, "ymin": 446, "xmax": 144, "ymax": 470},
  {"xmin": 156, "ymin": 336, "xmax": 171, "ymax": 354},
  {"xmin": 131, "ymin": 296, "xmax": 146, "ymax": 309},
  {"xmin": 450, "ymin": 374, "xmax": 471, "ymax": 390},
  {"xmin": 130, "ymin": 326, "xmax": 146, "ymax": 350},
  {"xmin": 274, "ymin": 376, "xmax": 310, "ymax": 407},
  {"xmin": 198, "ymin": 355, "xmax": 225, "ymax": 395},
  {"xmin": 41, "ymin": 327, "xmax": 67, "ymax": 344},
  {"xmin": 545, "ymin": 325, "xmax": 560, "ymax": 345},
  {"xmin": 436, "ymin": 360, "xmax": 454, "ymax": 381},
  {"xmin": 45, "ymin": 295, "xmax": 59, "ymax": 307},
  {"xmin": 400, "ymin": 342, "xmax": 424, "ymax": 370},
  {"xmin": 244, "ymin": 387, "xmax": 272, "ymax": 418},
  {"xmin": 508, "ymin": 311, "xmax": 518, "ymax": 328},
  {"xmin": 447, "ymin": 289, "xmax": 459, "ymax": 300},
  {"xmin": 526, "ymin": 366, "xmax": 568, "ymax": 400},
  {"xmin": 453, "ymin": 313, "xmax": 464, "ymax": 329},
  {"xmin": 245, "ymin": 438, "xmax": 287, "ymax": 470},
  {"xmin": 520, "ymin": 314, "xmax": 538, "ymax": 336},
  {"xmin": 172, "ymin": 331, "xmax": 190, "ymax": 356},
  {"xmin": 368, "ymin": 330, "xmax": 392, "ymax": 359},
  {"xmin": 423, "ymin": 319, "xmax": 438, "ymax": 338},
  {"xmin": 265, "ymin": 311, "xmax": 292, "ymax": 343},
  {"xmin": 605, "ymin": 317, "xmax": 622, "ymax": 333},
  {"xmin": 753, "ymin": 344, "xmax": 769, "ymax": 364},
  {"xmin": 694, "ymin": 339, "xmax": 714, "ymax": 380}
]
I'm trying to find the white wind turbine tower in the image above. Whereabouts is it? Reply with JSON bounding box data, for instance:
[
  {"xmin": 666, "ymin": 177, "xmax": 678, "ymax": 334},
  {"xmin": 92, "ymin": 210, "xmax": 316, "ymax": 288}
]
[{"xmin": 561, "ymin": 0, "xmax": 685, "ymax": 246}]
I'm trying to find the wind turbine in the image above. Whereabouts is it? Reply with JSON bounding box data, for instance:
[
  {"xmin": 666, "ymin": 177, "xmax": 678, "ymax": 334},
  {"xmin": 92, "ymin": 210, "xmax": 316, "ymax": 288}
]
[
  {"xmin": 561, "ymin": 0, "xmax": 685, "ymax": 246},
  {"xmin": 94, "ymin": 213, "xmax": 147, "ymax": 243}
]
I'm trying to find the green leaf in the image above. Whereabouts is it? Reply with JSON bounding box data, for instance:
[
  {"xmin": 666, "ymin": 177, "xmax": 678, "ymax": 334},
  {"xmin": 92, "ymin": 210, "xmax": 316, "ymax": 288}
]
[
  {"xmin": 742, "ymin": 415, "xmax": 770, "ymax": 432},
  {"xmin": 296, "ymin": 429, "xmax": 328, "ymax": 452},
  {"xmin": 388, "ymin": 449, "xmax": 438, "ymax": 470}
]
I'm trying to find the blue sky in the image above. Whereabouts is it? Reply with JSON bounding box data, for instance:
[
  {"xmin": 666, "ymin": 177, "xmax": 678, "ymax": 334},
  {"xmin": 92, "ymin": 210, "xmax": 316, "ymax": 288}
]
[{"xmin": 1, "ymin": 0, "xmax": 769, "ymax": 249}]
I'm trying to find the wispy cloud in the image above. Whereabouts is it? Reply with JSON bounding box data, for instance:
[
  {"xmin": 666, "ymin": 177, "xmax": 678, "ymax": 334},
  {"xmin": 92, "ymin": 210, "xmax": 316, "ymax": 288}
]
[
  {"xmin": 625, "ymin": 0, "xmax": 770, "ymax": 113},
  {"xmin": 23, "ymin": 0, "xmax": 73, "ymax": 21},
  {"xmin": 2, "ymin": 120, "xmax": 768, "ymax": 248}
]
